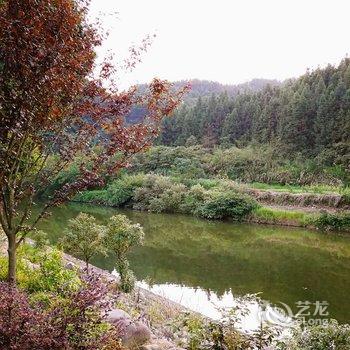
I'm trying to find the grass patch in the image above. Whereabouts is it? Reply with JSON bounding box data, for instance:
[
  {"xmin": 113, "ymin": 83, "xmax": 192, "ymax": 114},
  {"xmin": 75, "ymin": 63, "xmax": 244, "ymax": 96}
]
[
  {"xmin": 249, "ymin": 182, "xmax": 348, "ymax": 195},
  {"xmin": 252, "ymin": 207, "xmax": 314, "ymax": 226}
]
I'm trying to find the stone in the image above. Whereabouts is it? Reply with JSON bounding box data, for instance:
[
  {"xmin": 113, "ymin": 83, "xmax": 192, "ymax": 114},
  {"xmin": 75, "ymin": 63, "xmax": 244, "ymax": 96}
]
[
  {"xmin": 122, "ymin": 321, "xmax": 151, "ymax": 349},
  {"xmin": 106, "ymin": 309, "xmax": 151, "ymax": 349},
  {"xmin": 65, "ymin": 261, "xmax": 76, "ymax": 270},
  {"xmin": 106, "ymin": 308, "xmax": 132, "ymax": 323}
]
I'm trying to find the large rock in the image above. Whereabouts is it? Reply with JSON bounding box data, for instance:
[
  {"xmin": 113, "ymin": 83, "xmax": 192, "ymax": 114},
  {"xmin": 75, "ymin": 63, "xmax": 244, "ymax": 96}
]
[
  {"xmin": 106, "ymin": 308, "xmax": 151, "ymax": 349},
  {"xmin": 122, "ymin": 321, "xmax": 151, "ymax": 349}
]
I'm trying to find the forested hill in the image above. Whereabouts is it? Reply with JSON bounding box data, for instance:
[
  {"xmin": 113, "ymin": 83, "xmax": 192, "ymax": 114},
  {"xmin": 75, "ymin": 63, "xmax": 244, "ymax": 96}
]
[
  {"xmin": 159, "ymin": 58, "xmax": 350, "ymax": 166},
  {"xmin": 127, "ymin": 78, "xmax": 280, "ymax": 123},
  {"xmin": 163, "ymin": 78, "xmax": 281, "ymax": 102},
  {"xmin": 136, "ymin": 78, "xmax": 280, "ymax": 102}
]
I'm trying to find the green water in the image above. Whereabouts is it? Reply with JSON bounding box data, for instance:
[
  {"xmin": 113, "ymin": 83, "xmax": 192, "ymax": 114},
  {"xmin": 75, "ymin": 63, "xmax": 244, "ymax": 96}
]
[{"xmin": 35, "ymin": 202, "xmax": 350, "ymax": 324}]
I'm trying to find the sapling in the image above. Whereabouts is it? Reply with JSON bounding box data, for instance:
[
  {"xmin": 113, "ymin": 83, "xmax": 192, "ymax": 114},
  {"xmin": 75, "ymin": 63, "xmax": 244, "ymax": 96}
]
[
  {"xmin": 61, "ymin": 213, "xmax": 106, "ymax": 273},
  {"xmin": 104, "ymin": 215, "xmax": 144, "ymax": 292}
]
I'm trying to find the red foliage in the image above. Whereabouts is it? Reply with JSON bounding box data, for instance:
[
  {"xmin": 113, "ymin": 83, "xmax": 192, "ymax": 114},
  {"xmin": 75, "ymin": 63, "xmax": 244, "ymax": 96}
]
[
  {"xmin": 0, "ymin": 275, "xmax": 121, "ymax": 349},
  {"xmin": 0, "ymin": 0, "xmax": 189, "ymax": 243}
]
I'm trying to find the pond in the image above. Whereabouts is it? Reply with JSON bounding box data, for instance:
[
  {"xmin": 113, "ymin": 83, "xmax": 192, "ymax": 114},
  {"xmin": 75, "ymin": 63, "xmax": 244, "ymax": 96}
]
[{"xmin": 35, "ymin": 202, "xmax": 350, "ymax": 328}]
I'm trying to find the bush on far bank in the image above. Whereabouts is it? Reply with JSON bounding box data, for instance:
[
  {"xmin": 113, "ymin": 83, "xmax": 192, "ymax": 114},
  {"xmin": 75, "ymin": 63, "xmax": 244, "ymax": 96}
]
[{"xmin": 75, "ymin": 173, "xmax": 259, "ymax": 222}]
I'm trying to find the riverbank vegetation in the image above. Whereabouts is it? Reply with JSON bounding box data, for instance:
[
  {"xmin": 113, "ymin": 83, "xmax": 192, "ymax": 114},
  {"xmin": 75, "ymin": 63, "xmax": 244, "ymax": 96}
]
[
  {"xmin": 134, "ymin": 145, "xmax": 349, "ymax": 187},
  {"xmin": 74, "ymin": 173, "xmax": 259, "ymax": 220},
  {"xmin": 0, "ymin": 245, "xmax": 123, "ymax": 349},
  {"xmin": 1, "ymin": 238, "xmax": 350, "ymax": 350},
  {"xmin": 73, "ymin": 169, "xmax": 350, "ymax": 231},
  {"xmin": 158, "ymin": 59, "xmax": 350, "ymax": 182},
  {"xmin": 60, "ymin": 213, "xmax": 144, "ymax": 292},
  {"xmin": 1, "ymin": 0, "xmax": 350, "ymax": 347}
]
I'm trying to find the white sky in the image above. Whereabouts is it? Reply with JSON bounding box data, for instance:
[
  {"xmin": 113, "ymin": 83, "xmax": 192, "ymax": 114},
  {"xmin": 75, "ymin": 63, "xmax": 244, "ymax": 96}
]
[{"xmin": 90, "ymin": 0, "xmax": 350, "ymax": 88}]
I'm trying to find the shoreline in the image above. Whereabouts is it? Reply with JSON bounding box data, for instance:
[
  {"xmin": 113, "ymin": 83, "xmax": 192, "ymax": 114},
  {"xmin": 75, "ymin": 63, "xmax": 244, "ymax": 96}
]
[
  {"xmin": 62, "ymin": 250, "xmax": 194, "ymax": 316},
  {"xmin": 71, "ymin": 199, "xmax": 350, "ymax": 233},
  {"xmin": 0, "ymin": 240, "xmax": 204, "ymax": 349},
  {"xmin": 62, "ymin": 251, "xmax": 212, "ymax": 349}
]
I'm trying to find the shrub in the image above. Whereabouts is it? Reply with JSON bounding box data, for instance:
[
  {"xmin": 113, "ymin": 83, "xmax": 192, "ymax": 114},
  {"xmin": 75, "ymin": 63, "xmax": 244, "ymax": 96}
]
[
  {"xmin": 104, "ymin": 215, "xmax": 144, "ymax": 292},
  {"xmin": 130, "ymin": 145, "xmax": 208, "ymax": 176},
  {"xmin": 0, "ymin": 275, "xmax": 122, "ymax": 350},
  {"xmin": 182, "ymin": 178, "xmax": 221, "ymax": 189},
  {"xmin": 74, "ymin": 174, "xmax": 145, "ymax": 207},
  {"xmin": 0, "ymin": 246, "xmax": 80, "ymax": 293},
  {"xmin": 313, "ymin": 212, "xmax": 350, "ymax": 231},
  {"xmin": 0, "ymin": 282, "xmax": 65, "ymax": 350},
  {"xmin": 60, "ymin": 213, "xmax": 107, "ymax": 272},
  {"xmin": 30, "ymin": 230, "xmax": 50, "ymax": 249},
  {"xmin": 185, "ymin": 135, "xmax": 198, "ymax": 147},
  {"xmin": 195, "ymin": 191, "xmax": 258, "ymax": 220},
  {"xmin": 170, "ymin": 157, "xmax": 206, "ymax": 179},
  {"xmin": 280, "ymin": 320, "xmax": 350, "ymax": 350},
  {"xmin": 132, "ymin": 174, "xmax": 174, "ymax": 211},
  {"xmin": 105, "ymin": 174, "xmax": 144, "ymax": 207},
  {"xmin": 27, "ymin": 249, "xmax": 81, "ymax": 294},
  {"xmin": 127, "ymin": 145, "xmax": 347, "ymax": 186},
  {"xmin": 74, "ymin": 189, "xmax": 109, "ymax": 205},
  {"xmin": 179, "ymin": 184, "xmax": 208, "ymax": 214},
  {"xmin": 149, "ymin": 183, "xmax": 187, "ymax": 213},
  {"xmin": 340, "ymin": 188, "xmax": 350, "ymax": 206}
]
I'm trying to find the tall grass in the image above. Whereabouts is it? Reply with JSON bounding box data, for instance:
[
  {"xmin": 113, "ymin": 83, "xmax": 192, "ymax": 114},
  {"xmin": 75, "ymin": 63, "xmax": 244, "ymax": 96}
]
[
  {"xmin": 251, "ymin": 207, "xmax": 314, "ymax": 226},
  {"xmin": 250, "ymin": 182, "xmax": 350, "ymax": 195}
]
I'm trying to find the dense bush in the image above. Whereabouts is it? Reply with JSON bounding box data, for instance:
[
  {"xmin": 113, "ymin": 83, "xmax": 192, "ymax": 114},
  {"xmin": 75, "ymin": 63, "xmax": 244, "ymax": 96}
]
[
  {"xmin": 133, "ymin": 175, "xmax": 187, "ymax": 213},
  {"xmin": 313, "ymin": 212, "xmax": 350, "ymax": 231},
  {"xmin": 74, "ymin": 174, "xmax": 144, "ymax": 207},
  {"xmin": 170, "ymin": 157, "xmax": 206, "ymax": 179},
  {"xmin": 129, "ymin": 146, "xmax": 208, "ymax": 176},
  {"xmin": 0, "ymin": 247, "xmax": 80, "ymax": 293},
  {"xmin": 58, "ymin": 144, "xmax": 349, "ymax": 189},
  {"xmin": 129, "ymin": 145, "xmax": 349, "ymax": 186},
  {"xmin": 75, "ymin": 173, "xmax": 259, "ymax": 221},
  {"xmin": 68, "ymin": 144, "xmax": 349, "ymax": 220},
  {"xmin": 105, "ymin": 174, "xmax": 144, "ymax": 207},
  {"xmin": 179, "ymin": 184, "xmax": 208, "ymax": 214},
  {"xmin": 0, "ymin": 275, "xmax": 122, "ymax": 350},
  {"xmin": 0, "ymin": 244, "xmax": 123, "ymax": 349},
  {"xmin": 195, "ymin": 191, "xmax": 258, "ymax": 220},
  {"xmin": 131, "ymin": 174, "xmax": 258, "ymax": 220},
  {"xmin": 0, "ymin": 282, "xmax": 65, "ymax": 350},
  {"xmin": 74, "ymin": 190, "xmax": 109, "ymax": 205},
  {"xmin": 280, "ymin": 320, "xmax": 350, "ymax": 350}
]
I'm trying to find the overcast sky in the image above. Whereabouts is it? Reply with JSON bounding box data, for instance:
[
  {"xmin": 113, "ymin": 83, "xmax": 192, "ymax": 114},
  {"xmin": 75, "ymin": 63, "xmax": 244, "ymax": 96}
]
[{"xmin": 90, "ymin": 0, "xmax": 350, "ymax": 88}]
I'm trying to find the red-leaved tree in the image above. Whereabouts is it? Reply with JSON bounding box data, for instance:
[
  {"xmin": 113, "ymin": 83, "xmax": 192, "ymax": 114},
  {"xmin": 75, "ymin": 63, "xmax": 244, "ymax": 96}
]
[{"xmin": 0, "ymin": 0, "xmax": 188, "ymax": 282}]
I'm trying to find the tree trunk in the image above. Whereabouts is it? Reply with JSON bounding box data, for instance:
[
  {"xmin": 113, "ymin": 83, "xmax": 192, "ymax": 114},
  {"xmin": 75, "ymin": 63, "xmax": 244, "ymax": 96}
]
[{"xmin": 7, "ymin": 234, "xmax": 17, "ymax": 284}]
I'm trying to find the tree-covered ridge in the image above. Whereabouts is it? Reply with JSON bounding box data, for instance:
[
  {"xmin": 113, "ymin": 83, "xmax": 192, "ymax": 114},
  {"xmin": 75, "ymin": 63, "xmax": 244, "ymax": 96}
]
[
  {"xmin": 126, "ymin": 79, "xmax": 279, "ymax": 124},
  {"xmin": 159, "ymin": 58, "xmax": 350, "ymax": 166},
  {"xmin": 136, "ymin": 78, "xmax": 280, "ymax": 103}
]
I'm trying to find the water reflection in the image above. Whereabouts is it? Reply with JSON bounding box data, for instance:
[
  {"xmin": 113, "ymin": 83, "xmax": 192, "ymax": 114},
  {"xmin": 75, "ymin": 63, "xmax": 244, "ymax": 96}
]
[{"xmin": 35, "ymin": 202, "xmax": 350, "ymax": 325}]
